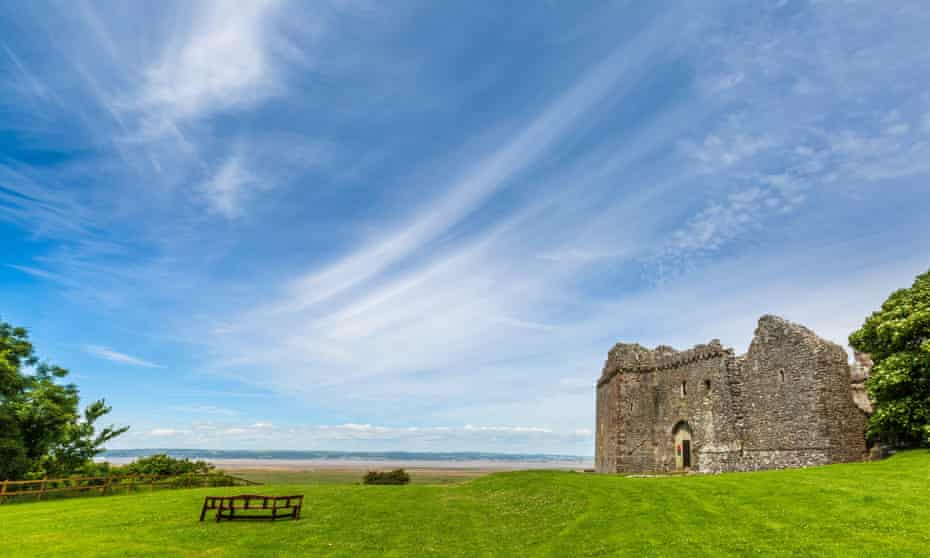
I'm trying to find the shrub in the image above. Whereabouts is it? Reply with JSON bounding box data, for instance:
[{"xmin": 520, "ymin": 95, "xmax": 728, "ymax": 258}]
[
  {"xmin": 115, "ymin": 454, "xmax": 216, "ymax": 476},
  {"xmin": 363, "ymin": 469, "xmax": 410, "ymax": 485}
]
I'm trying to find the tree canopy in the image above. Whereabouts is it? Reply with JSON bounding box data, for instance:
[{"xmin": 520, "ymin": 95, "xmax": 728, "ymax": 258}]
[
  {"xmin": 0, "ymin": 320, "xmax": 128, "ymax": 480},
  {"xmin": 849, "ymin": 268, "xmax": 930, "ymax": 446}
]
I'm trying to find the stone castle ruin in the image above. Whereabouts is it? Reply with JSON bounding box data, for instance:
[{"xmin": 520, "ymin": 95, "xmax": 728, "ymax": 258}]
[{"xmin": 595, "ymin": 315, "xmax": 872, "ymax": 473}]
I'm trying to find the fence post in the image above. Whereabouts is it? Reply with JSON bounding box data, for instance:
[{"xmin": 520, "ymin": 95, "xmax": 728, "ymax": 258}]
[
  {"xmin": 128, "ymin": 475, "xmax": 135, "ymax": 494},
  {"xmin": 103, "ymin": 476, "xmax": 112, "ymax": 496},
  {"xmin": 0, "ymin": 480, "xmax": 7, "ymax": 504},
  {"xmin": 38, "ymin": 477, "xmax": 47, "ymax": 501}
]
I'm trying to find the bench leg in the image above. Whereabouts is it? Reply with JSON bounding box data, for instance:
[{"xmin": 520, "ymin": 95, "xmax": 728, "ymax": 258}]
[{"xmin": 199, "ymin": 501, "xmax": 208, "ymax": 522}]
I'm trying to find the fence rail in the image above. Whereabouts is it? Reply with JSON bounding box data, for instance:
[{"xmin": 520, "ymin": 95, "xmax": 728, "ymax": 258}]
[{"xmin": 0, "ymin": 472, "xmax": 261, "ymax": 504}]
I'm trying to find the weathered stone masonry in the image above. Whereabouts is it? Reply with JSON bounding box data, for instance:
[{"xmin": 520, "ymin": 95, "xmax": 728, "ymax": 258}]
[{"xmin": 595, "ymin": 315, "xmax": 870, "ymax": 473}]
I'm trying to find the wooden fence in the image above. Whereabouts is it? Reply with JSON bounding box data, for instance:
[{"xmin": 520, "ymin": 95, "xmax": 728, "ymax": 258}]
[{"xmin": 0, "ymin": 472, "xmax": 261, "ymax": 504}]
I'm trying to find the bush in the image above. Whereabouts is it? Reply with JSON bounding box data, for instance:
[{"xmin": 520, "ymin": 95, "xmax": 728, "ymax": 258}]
[
  {"xmin": 363, "ymin": 469, "xmax": 410, "ymax": 485},
  {"xmin": 115, "ymin": 454, "xmax": 216, "ymax": 476}
]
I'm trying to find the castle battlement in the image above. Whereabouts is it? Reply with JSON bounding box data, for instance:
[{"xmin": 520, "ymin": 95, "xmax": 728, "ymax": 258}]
[{"xmin": 598, "ymin": 340, "xmax": 732, "ymax": 386}]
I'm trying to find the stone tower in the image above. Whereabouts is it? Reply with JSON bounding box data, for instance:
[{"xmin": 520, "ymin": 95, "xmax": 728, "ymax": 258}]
[{"xmin": 594, "ymin": 315, "xmax": 870, "ymax": 473}]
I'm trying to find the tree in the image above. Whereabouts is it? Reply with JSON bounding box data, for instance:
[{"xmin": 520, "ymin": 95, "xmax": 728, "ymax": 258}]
[
  {"xmin": 0, "ymin": 320, "xmax": 128, "ymax": 479},
  {"xmin": 849, "ymin": 269, "xmax": 930, "ymax": 446}
]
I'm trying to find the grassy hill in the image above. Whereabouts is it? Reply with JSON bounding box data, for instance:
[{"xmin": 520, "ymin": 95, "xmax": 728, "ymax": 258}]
[{"xmin": 2, "ymin": 451, "xmax": 928, "ymax": 557}]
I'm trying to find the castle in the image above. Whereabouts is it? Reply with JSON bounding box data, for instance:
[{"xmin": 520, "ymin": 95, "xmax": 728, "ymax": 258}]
[{"xmin": 595, "ymin": 315, "xmax": 871, "ymax": 473}]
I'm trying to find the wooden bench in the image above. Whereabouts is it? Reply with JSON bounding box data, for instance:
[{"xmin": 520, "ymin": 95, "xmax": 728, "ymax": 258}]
[{"xmin": 200, "ymin": 494, "xmax": 304, "ymax": 522}]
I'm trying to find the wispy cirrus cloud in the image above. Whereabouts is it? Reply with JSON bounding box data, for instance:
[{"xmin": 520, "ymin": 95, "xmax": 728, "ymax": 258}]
[
  {"xmin": 279, "ymin": 16, "xmax": 672, "ymax": 312},
  {"xmin": 83, "ymin": 345, "xmax": 162, "ymax": 369},
  {"xmin": 6, "ymin": 264, "xmax": 62, "ymax": 281}
]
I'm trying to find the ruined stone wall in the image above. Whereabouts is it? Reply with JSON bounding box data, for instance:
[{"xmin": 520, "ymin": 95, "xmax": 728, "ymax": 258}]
[
  {"xmin": 738, "ymin": 316, "xmax": 868, "ymax": 469},
  {"xmin": 738, "ymin": 317, "xmax": 833, "ymax": 469},
  {"xmin": 594, "ymin": 371, "xmax": 620, "ymax": 473},
  {"xmin": 822, "ymin": 348, "xmax": 870, "ymax": 463},
  {"xmin": 594, "ymin": 315, "xmax": 870, "ymax": 474},
  {"xmin": 596, "ymin": 343, "xmax": 654, "ymax": 473}
]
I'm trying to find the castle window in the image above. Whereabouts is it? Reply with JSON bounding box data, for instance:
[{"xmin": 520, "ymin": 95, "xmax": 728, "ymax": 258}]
[
  {"xmin": 680, "ymin": 381, "xmax": 687, "ymax": 397},
  {"xmin": 780, "ymin": 370, "xmax": 785, "ymax": 382},
  {"xmin": 629, "ymin": 401, "xmax": 634, "ymax": 413},
  {"xmin": 704, "ymin": 379, "xmax": 711, "ymax": 391}
]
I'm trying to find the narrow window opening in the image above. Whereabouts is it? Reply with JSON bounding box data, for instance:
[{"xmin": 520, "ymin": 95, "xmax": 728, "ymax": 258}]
[
  {"xmin": 704, "ymin": 379, "xmax": 711, "ymax": 391},
  {"xmin": 680, "ymin": 381, "xmax": 687, "ymax": 397},
  {"xmin": 629, "ymin": 401, "xmax": 634, "ymax": 413},
  {"xmin": 779, "ymin": 370, "xmax": 785, "ymax": 382}
]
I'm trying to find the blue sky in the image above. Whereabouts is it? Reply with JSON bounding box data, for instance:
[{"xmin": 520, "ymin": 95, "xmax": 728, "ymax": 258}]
[{"xmin": 1, "ymin": 1, "xmax": 928, "ymax": 455}]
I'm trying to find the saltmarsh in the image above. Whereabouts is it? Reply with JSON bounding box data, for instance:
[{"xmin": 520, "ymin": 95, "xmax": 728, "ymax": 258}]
[{"xmin": 2, "ymin": 451, "xmax": 928, "ymax": 557}]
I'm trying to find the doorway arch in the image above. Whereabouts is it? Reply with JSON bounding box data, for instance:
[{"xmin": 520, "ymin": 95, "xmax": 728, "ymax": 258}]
[{"xmin": 672, "ymin": 421, "xmax": 692, "ymax": 471}]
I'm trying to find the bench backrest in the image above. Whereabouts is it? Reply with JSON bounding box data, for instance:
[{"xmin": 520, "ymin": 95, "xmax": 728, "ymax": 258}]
[{"xmin": 203, "ymin": 494, "xmax": 303, "ymax": 508}]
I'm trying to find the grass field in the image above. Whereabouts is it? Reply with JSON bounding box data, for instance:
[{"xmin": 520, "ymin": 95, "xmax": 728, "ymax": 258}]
[{"xmin": 2, "ymin": 451, "xmax": 928, "ymax": 557}]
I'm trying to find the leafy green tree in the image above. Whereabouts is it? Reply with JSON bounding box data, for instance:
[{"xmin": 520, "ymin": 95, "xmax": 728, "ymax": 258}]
[
  {"xmin": 0, "ymin": 322, "xmax": 34, "ymax": 479},
  {"xmin": 0, "ymin": 320, "xmax": 128, "ymax": 479},
  {"xmin": 849, "ymin": 269, "xmax": 930, "ymax": 446}
]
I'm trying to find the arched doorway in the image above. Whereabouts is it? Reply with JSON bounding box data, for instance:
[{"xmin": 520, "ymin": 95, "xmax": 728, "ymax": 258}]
[{"xmin": 673, "ymin": 421, "xmax": 692, "ymax": 470}]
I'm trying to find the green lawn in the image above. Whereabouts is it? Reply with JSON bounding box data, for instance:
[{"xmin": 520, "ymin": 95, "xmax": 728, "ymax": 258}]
[{"xmin": 2, "ymin": 451, "xmax": 929, "ymax": 557}]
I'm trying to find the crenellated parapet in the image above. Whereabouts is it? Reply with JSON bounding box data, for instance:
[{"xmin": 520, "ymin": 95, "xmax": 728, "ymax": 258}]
[{"xmin": 597, "ymin": 339, "xmax": 732, "ymax": 387}]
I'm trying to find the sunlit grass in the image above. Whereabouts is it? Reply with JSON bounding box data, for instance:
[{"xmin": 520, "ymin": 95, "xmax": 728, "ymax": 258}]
[{"xmin": 2, "ymin": 451, "xmax": 928, "ymax": 557}]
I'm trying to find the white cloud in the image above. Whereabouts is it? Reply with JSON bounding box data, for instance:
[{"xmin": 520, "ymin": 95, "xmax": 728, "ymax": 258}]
[
  {"xmin": 537, "ymin": 249, "xmax": 612, "ymax": 265},
  {"xmin": 662, "ymin": 184, "xmax": 800, "ymax": 259},
  {"xmin": 684, "ymin": 133, "xmax": 773, "ymax": 171},
  {"xmin": 149, "ymin": 428, "xmax": 182, "ymax": 436},
  {"xmin": 463, "ymin": 424, "xmax": 552, "ymax": 434},
  {"xmin": 6, "ymin": 264, "xmax": 62, "ymax": 281},
  {"xmin": 140, "ymin": 0, "xmax": 281, "ymax": 124},
  {"xmin": 120, "ymin": 422, "xmax": 592, "ymax": 453},
  {"xmin": 223, "ymin": 427, "xmax": 248, "ymax": 435},
  {"xmin": 83, "ymin": 345, "xmax": 162, "ymax": 368},
  {"xmin": 201, "ymin": 155, "xmax": 253, "ymax": 218},
  {"xmin": 559, "ymin": 377, "xmax": 594, "ymax": 390},
  {"xmin": 703, "ymin": 72, "xmax": 744, "ymax": 93},
  {"xmin": 170, "ymin": 405, "xmax": 238, "ymax": 416}
]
